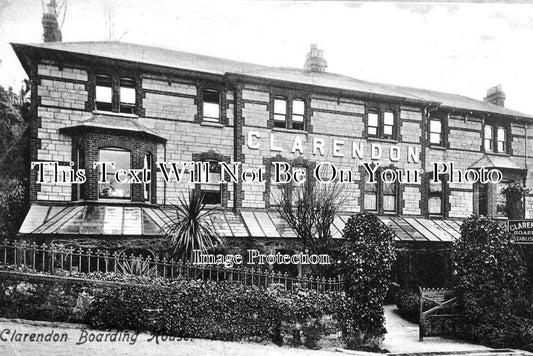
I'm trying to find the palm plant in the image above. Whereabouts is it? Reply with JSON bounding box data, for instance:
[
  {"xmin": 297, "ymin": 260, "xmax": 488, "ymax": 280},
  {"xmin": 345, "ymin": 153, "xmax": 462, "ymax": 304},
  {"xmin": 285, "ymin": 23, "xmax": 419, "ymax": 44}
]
[{"xmin": 162, "ymin": 190, "xmax": 223, "ymax": 261}]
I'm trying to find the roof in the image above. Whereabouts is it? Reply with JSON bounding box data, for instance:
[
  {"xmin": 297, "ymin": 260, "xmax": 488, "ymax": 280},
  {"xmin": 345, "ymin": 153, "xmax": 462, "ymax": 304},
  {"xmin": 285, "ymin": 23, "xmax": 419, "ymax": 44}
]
[
  {"xmin": 469, "ymin": 154, "xmax": 525, "ymax": 171},
  {"xmin": 11, "ymin": 41, "xmax": 533, "ymax": 119},
  {"xmin": 19, "ymin": 203, "xmax": 458, "ymax": 243},
  {"xmin": 59, "ymin": 113, "xmax": 166, "ymax": 142}
]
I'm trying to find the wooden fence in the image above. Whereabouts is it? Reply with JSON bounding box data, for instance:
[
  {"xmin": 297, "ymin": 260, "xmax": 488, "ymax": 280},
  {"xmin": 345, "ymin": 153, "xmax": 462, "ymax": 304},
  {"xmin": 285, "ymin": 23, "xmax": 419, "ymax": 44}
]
[
  {"xmin": 0, "ymin": 240, "xmax": 345, "ymax": 292},
  {"xmin": 419, "ymin": 287, "xmax": 461, "ymax": 340}
]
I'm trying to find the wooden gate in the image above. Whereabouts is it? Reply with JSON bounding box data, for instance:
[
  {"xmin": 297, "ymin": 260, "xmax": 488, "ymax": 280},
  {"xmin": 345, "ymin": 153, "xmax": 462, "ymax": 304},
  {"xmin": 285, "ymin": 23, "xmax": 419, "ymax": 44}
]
[{"xmin": 419, "ymin": 288, "xmax": 461, "ymax": 341}]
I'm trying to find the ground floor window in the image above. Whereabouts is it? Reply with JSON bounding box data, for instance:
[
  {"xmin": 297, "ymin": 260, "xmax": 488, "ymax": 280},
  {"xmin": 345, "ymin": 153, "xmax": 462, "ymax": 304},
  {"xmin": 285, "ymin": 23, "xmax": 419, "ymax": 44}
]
[{"xmin": 99, "ymin": 148, "xmax": 131, "ymax": 199}]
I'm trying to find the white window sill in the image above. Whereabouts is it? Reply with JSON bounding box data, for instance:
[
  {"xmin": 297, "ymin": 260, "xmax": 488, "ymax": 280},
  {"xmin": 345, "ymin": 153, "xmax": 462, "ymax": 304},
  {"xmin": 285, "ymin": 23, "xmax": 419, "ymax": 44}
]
[
  {"xmin": 93, "ymin": 110, "xmax": 138, "ymax": 119},
  {"xmin": 201, "ymin": 121, "xmax": 224, "ymax": 128},
  {"xmin": 273, "ymin": 127, "xmax": 308, "ymax": 135},
  {"xmin": 367, "ymin": 137, "xmax": 398, "ymax": 144}
]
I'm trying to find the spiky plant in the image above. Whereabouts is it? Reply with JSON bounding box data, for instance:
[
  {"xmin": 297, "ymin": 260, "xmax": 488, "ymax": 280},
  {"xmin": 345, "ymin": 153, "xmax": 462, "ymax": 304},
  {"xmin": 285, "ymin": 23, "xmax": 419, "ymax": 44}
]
[{"xmin": 163, "ymin": 190, "xmax": 223, "ymax": 261}]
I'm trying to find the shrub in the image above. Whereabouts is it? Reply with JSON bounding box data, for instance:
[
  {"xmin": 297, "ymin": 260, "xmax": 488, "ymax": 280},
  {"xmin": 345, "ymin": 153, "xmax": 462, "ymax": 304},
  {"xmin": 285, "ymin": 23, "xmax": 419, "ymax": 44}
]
[
  {"xmin": 453, "ymin": 215, "xmax": 532, "ymax": 350},
  {"xmin": 338, "ymin": 212, "xmax": 396, "ymax": 349},
  {"xmin": 85, "ymin": 279, "xmax": 347, "ymax": 348},
  {"xmin": 396, "ymin": 289, "xmax": 420, "ymax": 323}
]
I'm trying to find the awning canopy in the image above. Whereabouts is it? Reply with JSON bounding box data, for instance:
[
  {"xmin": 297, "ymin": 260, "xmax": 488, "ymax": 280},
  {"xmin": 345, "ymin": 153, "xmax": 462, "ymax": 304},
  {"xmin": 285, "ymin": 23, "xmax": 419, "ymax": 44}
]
[
  {"xmin": 19, "ymin": 203, "xmax": 460, "ymax": 243},
  {"xmin": 469, "ymin": 154, "xmax": 525, "ymax": 171}
]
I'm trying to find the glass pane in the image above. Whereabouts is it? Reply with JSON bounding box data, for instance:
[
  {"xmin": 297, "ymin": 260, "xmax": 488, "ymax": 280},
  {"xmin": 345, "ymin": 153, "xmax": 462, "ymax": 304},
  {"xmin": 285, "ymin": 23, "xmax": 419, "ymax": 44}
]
[
  {"xmin": 364, "ymin": 195, "xmax": 377, "ymax": 211},
  {"xmin": 497, "ymin": 127, "xmax": 506, "ymax": 141},
  {"xmin": 383, "ymin": 196, "xmax": 396, "ymax": 212},
  {"xmin": 383, "ymin": 182, "xmax": 395, "ymax": 195},
  {"xmin": 497, "ymin": 141, "xmax": 505, "ymax": 152},
  {"xmin": 120, "ymin": 87, "xmax": 135, "ymax": 104},
  {"xmin": 368, "ymin": 112, "xmax": 378, "ymax": 127},
  {"xmin": 203, "ymin": 102, "xmax": 220, "ymax": 120},
  {"xmin": 274, "ymin": 98, "xmax": 287, "ymax": 114},
  {"xmin": 293, "ymin": 99, "xmax": 305, "ymax": 115},
  {"xmin": 428, "ymin": 197, "xmax": 442, "ymax": 215},
  {"xmin": 430, "ymin": 119, "xmax": 441, "ymax": 133},
  {"xmin": 292, "ymin": 114, "xmax": 304, "ymax": 123},
  {"xmin": 96, "ymin": 86, "xmax": 112, "ymax": 103},
  {"xmin": 144, "ymin": 154, "xmax": 152, "ymax": 201},
  {"xmin": 204, "ymin": 89, "xmax": 219, "ymax": 103},
  {"xmin": 484, "ymin": 138, "xmax": 493, "ymax": 151},
  {"xmin": 99, "ymin": 148, "xmax": 131, "ymax": 199},
  {"xmin": 368, "ymin": 127, "xmax": 377, "ymax": 136},
  {"xmin": 485, "ymin": 125, "xmax": 493, "ymax": 138},
  {"xmin": 384, "ymin": 111, "xmax": 394, "ymax": 125},
  {"xmin": 383, "ymin": 125, "xmax": 393, "ymax": 136},
  {"xmin": 429, "ymin": 181, "xmax": 442, "ymax": 193},
  {"xmin": 430, "ymin": 133, "xmax": 441, "ymax": 144}
]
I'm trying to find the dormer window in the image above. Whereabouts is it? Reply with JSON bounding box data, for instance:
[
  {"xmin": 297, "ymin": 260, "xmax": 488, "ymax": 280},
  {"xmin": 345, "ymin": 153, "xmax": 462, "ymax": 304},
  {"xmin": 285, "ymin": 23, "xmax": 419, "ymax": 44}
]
[{"xmin": 202, "ymin": 89, "xmax": 220, "ymax": 123}]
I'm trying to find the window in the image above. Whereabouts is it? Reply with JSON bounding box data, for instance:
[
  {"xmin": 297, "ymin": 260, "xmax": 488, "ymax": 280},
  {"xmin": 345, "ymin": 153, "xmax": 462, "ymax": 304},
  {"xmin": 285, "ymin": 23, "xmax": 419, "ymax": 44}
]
[
  {"xmin": 272, "ymin": 96, "xmax": 306, "ymax": 131},
  {"xmin": 201, "ymin": 160, "xmax": 221, "ymax": 205},
  {"xmin": 95, "ymin": 75, "xmax": 112, "ymax": 112},
  {"xmin": 95, "ymin": 74, "xmax": 137, "ymax": 114},
  {"xmin": 273, "ymin": 97, "xmax": 287, "ymax": 128},
  {"xmin": 428, "ymin": 173, "xmax": 444, "ymax": 216},
  {"xmin": 99, "ymin": 148, "xmax": 131, "ymax": 199},
  {"xmin": 119, "ymin": 78, "xmax": 136, "ymax": 114},
  {"xmin": 484, "ymin": 124, "xmax": 507, "ymax": 153},
  {"xmin": 429, "ymin": 118, "xmax": 443, "ymax": 146},
  {"xmin": 143, "ymin": 153, "xmax": 152, "ymax": 202},
  {"xmin": 367, "ymin": 107, "xmax": 397, "ymax": 139},
  {"xmin": 363, "ymin": 168, "xmax": 397, "ymax": 214},
  {"xmin": 202, "ymin": 89, "xmax": 220, "ymax": 122}
]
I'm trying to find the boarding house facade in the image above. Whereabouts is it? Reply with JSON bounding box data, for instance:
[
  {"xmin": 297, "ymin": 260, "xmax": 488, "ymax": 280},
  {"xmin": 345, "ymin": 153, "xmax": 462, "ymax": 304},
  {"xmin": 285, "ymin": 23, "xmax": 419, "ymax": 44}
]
[{"xmin": 11, "ymin": 13, "xmax": 533, "ymax": 285}]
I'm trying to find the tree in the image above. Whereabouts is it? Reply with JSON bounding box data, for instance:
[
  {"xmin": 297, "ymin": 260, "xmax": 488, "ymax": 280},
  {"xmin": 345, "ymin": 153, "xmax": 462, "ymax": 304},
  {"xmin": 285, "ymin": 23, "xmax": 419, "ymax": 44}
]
[
  {"xmin": 275, "ymin": 179, "xmax": 347, "ymax": 275},
  {"xmin": 453, "ymin": 215, "xmax": 529, "ymax": 348},
  {"xmin": 502, "ymin": 182, "xmax": 528, "ymax": 220},
  {"xmin": 338, "ymin": 212, "xmax": 396, "ymax": 349},
  {"xmin": 162, "ymin": 190, "xmax": 223, "ymax": 261}
]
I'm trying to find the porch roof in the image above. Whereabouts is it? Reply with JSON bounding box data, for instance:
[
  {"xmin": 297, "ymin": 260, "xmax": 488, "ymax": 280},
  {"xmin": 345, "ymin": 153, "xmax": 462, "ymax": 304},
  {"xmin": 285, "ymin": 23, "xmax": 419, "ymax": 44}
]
[{"xmin": 18, "ymin": 203, "xmax": 460, "ymax": 243}]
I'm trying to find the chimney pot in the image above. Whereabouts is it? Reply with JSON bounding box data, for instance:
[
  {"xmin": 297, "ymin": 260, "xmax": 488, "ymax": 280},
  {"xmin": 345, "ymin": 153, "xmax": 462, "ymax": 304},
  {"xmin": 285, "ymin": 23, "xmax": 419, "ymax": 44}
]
[
  {"xmin": 483, "ymin": 85, "xmax": 506, "ymax": 107},
  {"xmin": 304, "ymin": 44, "xmax": 327, "ymax": 73},
  {"xmin": 42, "ymin": 0, "xmax": 62, "ymax": 42}
]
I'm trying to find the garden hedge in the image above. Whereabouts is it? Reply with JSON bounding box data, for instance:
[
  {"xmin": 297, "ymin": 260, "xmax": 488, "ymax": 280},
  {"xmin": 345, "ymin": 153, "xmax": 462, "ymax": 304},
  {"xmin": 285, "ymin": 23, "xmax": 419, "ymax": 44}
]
[{"xmin": 85, "ymin": 279, "xmax": 348, "ymax": 348}]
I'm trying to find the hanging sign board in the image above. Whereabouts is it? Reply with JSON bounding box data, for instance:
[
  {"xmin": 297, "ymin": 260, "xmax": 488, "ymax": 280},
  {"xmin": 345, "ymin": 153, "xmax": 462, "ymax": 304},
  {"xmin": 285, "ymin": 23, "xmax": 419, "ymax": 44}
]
[{"xmin": 508, "ymin": 220, "xmax": 533, "ymax": 244}]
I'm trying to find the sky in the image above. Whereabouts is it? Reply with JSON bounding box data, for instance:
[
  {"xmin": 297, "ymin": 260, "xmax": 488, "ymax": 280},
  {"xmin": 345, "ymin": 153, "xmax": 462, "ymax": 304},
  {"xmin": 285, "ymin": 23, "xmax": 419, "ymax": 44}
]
[{"xmin": 0, "ymin": 0, "xmax": 533, "ymax": 114}]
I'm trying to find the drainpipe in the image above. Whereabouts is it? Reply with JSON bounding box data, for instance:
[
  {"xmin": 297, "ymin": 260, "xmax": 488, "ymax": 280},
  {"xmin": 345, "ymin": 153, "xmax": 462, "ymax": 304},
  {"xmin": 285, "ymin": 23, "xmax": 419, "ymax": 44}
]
[{"xmin": 522, "ymin": 123, "xmax": 528, "ymax": 219}]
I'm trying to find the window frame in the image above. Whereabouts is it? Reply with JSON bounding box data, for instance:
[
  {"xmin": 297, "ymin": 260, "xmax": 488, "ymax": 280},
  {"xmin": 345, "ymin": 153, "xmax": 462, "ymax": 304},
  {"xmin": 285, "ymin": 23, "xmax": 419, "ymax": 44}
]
[
  {"xmin": 427, "ymin": 172, "xmax": 447, "ymax": 217},
  {"xmin": 363, "ymin": 167, "xmax": 399, "ymax": 215},
  {"xmin": 202, "ymin": 88, "xmax": 221, "ymax": 123},
  {"xmin": 365, "ymin": 104, "xmax": 399, "ymax": 140},
  {"xmin": 98, "ymin": 147, "xmax": 132, "ymax": 200},
  {"xmin": 93, "ymin": 73, "xmax": 138, "ymax": 114},
  {"xmin": 429, "ymin": 116, "xmax": 444, "ymax": 147},
  {"xmin": 200, "ymin": 159, "xmax": 222, "ymax": 205},
  {"xmin": 483, "ymin": 122, "xmax": 508, "ymax": 154},
  {"xmin": 269, "ymin": 91, "xmax": 309, "ymax": 131}
]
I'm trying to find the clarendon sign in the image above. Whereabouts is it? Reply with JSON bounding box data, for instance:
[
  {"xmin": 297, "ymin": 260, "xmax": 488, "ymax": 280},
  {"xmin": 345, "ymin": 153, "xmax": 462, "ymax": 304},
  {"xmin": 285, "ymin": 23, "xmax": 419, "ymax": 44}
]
[{"xmin": 508, "ymin": 220, "xmax": 533, "ymax": 244}]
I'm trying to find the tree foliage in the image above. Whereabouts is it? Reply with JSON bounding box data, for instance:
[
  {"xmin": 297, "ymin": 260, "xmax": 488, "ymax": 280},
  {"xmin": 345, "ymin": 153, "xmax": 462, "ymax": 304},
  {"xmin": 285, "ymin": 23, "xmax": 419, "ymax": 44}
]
[
  {"xmin": 163, "ymin": 190, "xmax": 223, "ymax": 261},
  {"xmin": 453, "ymin": 215, "xmax": 532, "ymax": 349},
  {"xmin": 338, "ymin": 212, "xmax": 396, "ymax": 349}
]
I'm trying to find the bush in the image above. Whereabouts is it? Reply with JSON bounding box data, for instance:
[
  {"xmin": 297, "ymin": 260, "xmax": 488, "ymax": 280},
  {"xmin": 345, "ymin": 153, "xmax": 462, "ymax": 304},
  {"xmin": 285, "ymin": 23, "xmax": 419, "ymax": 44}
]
[
  {"xmin": 396, "ymin": 289, "xmax": 420, "ymax": 323},
  {"xmin": 86, "ymin": 279, "xmax": 347, "ymax": 348},
  {"xmin": 453, "ymin": 215, "xmax": 532, "ymax": 350},
  {"xmin": 338, "ymin": 212, "xmax": 396, "ymax": 349}
]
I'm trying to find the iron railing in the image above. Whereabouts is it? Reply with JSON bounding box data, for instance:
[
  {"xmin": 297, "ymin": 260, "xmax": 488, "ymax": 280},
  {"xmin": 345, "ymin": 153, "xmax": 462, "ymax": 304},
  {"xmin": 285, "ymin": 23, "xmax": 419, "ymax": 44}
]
[{"xmin": 0, "ymin": 240, "xmax": 345, "ymax": 292}]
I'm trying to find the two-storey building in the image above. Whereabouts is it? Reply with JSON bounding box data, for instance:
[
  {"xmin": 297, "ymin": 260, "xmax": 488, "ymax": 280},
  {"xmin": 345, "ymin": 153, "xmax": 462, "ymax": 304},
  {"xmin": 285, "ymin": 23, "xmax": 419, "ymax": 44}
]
[{"xmin": 11, "ymin": 11, "xmax": 533, "ymax": 284}]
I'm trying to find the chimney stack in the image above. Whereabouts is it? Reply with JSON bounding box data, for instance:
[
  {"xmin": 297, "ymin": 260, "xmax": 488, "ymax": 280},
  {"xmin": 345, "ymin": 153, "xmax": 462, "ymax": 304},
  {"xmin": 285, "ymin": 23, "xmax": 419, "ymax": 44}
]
[
  {"xmin": 42, "ymin": 0, "xmax": 62, "ymax": 42},
  {"xmin": 483, "ymin": 85, "xmax": 506, "ymax": 107},
  {"xmin": 304, "ymin": 44, "xmax": 327, "ymax": 73}
]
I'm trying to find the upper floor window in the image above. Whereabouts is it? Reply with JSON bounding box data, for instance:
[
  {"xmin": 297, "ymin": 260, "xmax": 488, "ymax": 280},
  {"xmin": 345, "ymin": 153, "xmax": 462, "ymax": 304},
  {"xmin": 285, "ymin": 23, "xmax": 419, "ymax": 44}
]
[
  {"xmin": 202, "ymin": 89, "xmax": 220, "ymax": 123},
  {"xmin": 428, "ymin": 173, "xmax": 444, "ymax": 216},
  {"xmin": 484, "ymin": 124, "xmax": 507, "ymax": 153},
  {"xmin": 363, "ymin": 168, "xmax": 398, "ymax": 214},
  {"xmin": 272, "ymin": 95, "xmax": 306, "ymax": 131},
  {"xmin": 95, "ymin": 75, "xmax": 113, "ymax": 112},
  {"xmin": 367, "ymin": 107, "xmax": 397, "ymax": 140},
  {"xmin": 95, "ymin": 74, "xmax": 137, "ymax": 114},
  {"xmin": 429, "ymin": 117, "xmax": 443, "ymax": 146},
  {"xmin": 99, "ymin": 148, "xmax": 131, "ymax": 199}
]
